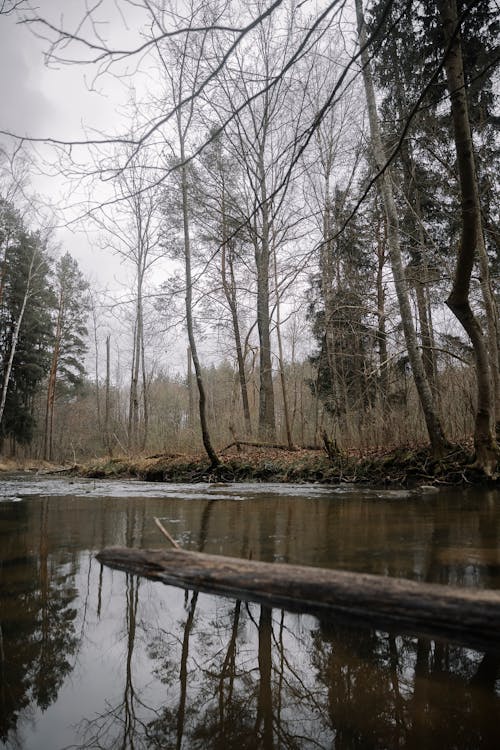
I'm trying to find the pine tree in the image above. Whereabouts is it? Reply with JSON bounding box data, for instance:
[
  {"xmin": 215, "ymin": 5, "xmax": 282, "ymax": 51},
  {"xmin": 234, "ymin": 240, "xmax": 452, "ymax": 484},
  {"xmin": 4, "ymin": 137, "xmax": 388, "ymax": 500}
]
[
  {"xmin": 369, "ymin": 0, "xmax": 499, "ymax": 468},
  {"xmin": 43, "ymin": 252, "xmax": 89, "ymax": 461},
  {"xmin": 0, "ymin": 201, "xmax": 53, "ymax": 447}
]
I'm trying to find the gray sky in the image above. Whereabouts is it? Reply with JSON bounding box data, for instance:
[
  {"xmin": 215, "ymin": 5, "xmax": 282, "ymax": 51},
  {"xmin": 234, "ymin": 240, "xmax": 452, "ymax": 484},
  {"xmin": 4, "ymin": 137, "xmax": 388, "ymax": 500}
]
[
  {"xmin": 0, "ymin": 2, "xmax": 207, "ymax": 376},
  {"xmin": 0, "ymin": 3, "xmax": 136, "ymax": 287}
]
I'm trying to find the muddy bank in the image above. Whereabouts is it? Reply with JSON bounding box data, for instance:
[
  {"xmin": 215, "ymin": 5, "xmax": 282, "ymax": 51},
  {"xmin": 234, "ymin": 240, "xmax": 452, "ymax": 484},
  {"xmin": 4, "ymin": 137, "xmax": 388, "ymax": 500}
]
[{"xmin": 78, "ymin": 443, "xmax": 498, "ymax": 487}]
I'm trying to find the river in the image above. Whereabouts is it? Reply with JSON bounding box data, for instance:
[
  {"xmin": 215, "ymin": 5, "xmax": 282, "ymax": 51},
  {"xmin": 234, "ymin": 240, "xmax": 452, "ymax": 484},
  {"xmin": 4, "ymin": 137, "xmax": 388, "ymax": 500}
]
[{"xmin": 0, "ymin": 476, "xmax": 499, "ymax": 748}]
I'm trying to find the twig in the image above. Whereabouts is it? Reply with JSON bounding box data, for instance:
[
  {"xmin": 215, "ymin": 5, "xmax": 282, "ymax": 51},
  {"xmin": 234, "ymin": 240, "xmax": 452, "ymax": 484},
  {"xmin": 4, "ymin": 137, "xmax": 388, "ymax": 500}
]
[{"xmin": 154, "ymin": 517, "xmax": 181, "ymax": 549}]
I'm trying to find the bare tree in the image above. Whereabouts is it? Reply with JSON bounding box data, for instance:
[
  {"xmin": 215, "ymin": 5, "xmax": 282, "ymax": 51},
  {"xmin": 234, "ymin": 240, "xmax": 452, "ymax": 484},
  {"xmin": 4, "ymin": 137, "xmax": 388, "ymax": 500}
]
[
  {"xmin": 153, "ymin": 0, "xmax": 220, "ymax": 466},
  {"xmin": 209, "ymin": 2, "xmax": 316, "ymax": 440},
  {"xmin": 96, "ymin": 145, "xmax": 162, "ymax": 453}
]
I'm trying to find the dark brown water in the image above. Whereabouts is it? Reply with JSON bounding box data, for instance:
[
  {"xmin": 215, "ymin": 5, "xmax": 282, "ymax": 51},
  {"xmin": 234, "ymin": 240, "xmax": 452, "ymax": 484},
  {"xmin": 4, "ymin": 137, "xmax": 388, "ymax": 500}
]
[{"xmin": 0, "ymin": 476, "xmax": 499, "ymax": 749}]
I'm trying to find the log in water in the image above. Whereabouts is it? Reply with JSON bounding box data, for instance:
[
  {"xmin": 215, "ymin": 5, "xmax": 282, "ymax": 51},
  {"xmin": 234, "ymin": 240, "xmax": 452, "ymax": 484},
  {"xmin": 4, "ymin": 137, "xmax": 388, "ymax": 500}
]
[{"xmin": 96, "ymin": 546, "xmax": 500, "ymax": 647}]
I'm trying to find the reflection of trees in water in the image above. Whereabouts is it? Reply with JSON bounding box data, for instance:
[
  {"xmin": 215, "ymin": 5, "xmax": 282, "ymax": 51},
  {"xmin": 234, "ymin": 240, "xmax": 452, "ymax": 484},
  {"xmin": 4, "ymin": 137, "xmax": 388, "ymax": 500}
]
[
  {"xmin": 0, "ymin": 499, "xmax": 79, "ymax": 744},
  {"xmin": 3, "ymin": 489, "xmax": 500, "ymax": 748},
  {"xmin": 73, "ymin": 493, "xmax": 500, "ymax": 749},
  {"xmin": 74, "ymin": 573, "xmax": 161, "ymax": 750},
  {"xmin": 311, "ymin": 617, "xmax": 500, "ymax": 749},
  {"xmin": 64, "ymin": 581, "xmax": 499, "ymax": 750},
  {"xmin": 143, "ymin": 600, "xmax": 334, "ymax": 749}
]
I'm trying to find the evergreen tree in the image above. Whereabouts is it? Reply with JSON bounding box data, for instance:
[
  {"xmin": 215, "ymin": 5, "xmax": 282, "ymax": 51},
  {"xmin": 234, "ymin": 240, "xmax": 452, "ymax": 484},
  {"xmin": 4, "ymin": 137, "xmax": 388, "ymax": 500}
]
[
  {"xmin": 44, "ymin": 252, "xmax": 89, "ymax": 460},
  {"xmin": 308, "ymin": 190, "xmax": 375, "ymax": 429},
  {"xmin": 0, "ymin": 200, "xmax": 54, "ymax": 446},
  {"xmin": 369, "ymin": 0, "xmax": 499, "ymax": 467}
]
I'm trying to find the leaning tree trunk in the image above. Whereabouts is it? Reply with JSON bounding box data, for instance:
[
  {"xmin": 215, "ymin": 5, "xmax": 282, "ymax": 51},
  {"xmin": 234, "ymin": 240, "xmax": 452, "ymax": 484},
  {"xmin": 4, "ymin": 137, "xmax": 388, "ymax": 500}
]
[
  {"xmin": 178, "ymin": 120, "xmax": 219, "ymax": 467},
  {"xmin": 355, "ymin": 0, "xmax": 448, "ymax": 456},
  {"xmin": 438, "ymin": 0, "xmax": 498, "ymax": 475},
  {"xmin": 400, "ymin": 138, "xmax": 440, "ymax": 403}
]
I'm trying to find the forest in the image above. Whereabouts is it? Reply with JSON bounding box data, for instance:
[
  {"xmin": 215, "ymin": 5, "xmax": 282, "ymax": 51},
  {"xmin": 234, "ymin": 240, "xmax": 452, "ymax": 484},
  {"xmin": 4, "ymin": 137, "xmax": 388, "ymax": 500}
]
[{"xmin": 0, "ymin": 0, "xmax": 498, "ymax": 476}]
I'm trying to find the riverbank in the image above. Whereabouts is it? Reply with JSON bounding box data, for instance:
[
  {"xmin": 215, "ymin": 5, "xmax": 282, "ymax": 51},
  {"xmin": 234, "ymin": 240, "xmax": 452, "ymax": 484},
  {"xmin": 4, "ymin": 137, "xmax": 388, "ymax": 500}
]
[
  {"xmin": 1, "ymin": 443, "xmax": 497, "ymax": 486},
  {"xmin": 80, "ymin": 443, "xmax": 497, "ymax": 486}
]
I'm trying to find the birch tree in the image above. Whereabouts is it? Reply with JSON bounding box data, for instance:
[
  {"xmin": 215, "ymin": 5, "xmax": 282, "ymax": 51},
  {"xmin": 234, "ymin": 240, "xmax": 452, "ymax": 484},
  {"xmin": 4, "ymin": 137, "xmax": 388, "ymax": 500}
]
[{"xmin": 0, "ymin": 215, "xmax": 53, "ymax": 447}]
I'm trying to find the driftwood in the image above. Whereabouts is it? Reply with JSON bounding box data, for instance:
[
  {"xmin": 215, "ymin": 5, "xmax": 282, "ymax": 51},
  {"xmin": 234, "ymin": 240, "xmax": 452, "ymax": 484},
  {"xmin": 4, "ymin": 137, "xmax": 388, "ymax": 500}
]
[{"xmin": 96, "ymin": 546, "xmax": 500, "ymax": 648}]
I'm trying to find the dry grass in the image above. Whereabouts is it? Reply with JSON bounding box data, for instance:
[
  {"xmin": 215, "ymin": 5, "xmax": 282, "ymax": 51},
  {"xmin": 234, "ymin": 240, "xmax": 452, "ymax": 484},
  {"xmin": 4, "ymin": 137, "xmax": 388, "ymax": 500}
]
[{"xmin": 78, "ymin": 441, "xmax": 496, "ymax": 487}]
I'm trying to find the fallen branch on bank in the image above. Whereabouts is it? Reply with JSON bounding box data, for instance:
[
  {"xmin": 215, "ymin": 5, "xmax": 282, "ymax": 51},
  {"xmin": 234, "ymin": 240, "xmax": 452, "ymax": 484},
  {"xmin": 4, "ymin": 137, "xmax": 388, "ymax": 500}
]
[
  {"xmin": 96, "ymin": 546, "xmax": 500, "ymax": 648},
  {"xmin": 220, "ymin": 440, "xmax": 299, "ymax": 453}
]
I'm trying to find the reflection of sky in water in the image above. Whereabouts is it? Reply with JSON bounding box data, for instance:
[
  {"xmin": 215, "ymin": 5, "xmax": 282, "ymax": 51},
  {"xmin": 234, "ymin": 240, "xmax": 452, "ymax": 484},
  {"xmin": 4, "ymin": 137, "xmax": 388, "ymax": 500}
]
[
  {"xmin": 1, "ymin": 478, "xmax": 499, "ymax": 748},
  {"xmin": 8, "ymin": 553, "xmax": 499, "ymax": 750},
  {"xmin": 12, "ymin": 559, "xmax": 331, "ymax": 749}
]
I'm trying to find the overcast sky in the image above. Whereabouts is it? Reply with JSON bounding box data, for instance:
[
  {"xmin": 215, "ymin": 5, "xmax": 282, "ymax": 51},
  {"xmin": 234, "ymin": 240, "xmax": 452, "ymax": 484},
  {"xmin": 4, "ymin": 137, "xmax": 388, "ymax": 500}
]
[{"xmin": 0, "ymin": 2, "xmax": 142, "ymax": 288}]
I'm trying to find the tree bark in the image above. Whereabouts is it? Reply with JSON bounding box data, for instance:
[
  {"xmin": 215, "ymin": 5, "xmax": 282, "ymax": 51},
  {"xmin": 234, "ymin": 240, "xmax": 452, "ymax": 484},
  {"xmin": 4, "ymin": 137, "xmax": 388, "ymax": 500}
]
[
  {"xmin": 97, "ymin": 546, "xmax": 500, "ymax": 649},
  {"xmin": 273, "ymin": 245, "xmax": 294, "ymax": 449},
  {"xmin": 0, "ymin": 252, "xmax": 35, "ymax": 428},
  {"xmin": 219, "ymin": 190, "xmax": 252, "ymax": 436},
  {"xmin": 401, "ymin": 140, "xmax": 440, "ymax": 403},
  {"xmin": 44, "ymin": 287, "xmax": 64, "ymax": 461},
  {"xmin": 375, "ymin": 207, "xmax": 388, "ymax": 398},
  {"xmin": 438, "ymin": 0, "xmax": 498, "ymax": 474},
  {"xmin": 178, "ymin": 122, "xmax": 219, "ymax": 467},
  {"xmin": 355, "ymin": 0, "xmax": 448, "ymax": 456},
  {"xmin": 256, "ymin": 146, "xmax": 276, "ymax": 440},
  {"xmin": 105, "ymin": 334, "xmax": 112, "ymax": 456}
]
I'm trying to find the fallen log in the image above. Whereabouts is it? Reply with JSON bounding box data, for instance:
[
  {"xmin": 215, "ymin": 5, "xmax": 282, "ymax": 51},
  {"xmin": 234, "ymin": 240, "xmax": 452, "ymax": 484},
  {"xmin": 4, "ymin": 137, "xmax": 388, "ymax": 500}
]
[
  {"xmin": 96, "ymin": 546, "xmax": 500, "ymax": 648},
  {"xmin": 220, "ymin": 440, "xmax": 299, "ymax": 452}
]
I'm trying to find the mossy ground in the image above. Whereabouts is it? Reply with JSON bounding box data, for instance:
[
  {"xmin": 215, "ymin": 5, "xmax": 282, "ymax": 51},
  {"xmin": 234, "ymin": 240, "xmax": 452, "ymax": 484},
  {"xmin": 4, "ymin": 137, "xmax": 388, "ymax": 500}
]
[{"xmin": 78, "ymin": 442, "xmax": 497, "ymax": 487}]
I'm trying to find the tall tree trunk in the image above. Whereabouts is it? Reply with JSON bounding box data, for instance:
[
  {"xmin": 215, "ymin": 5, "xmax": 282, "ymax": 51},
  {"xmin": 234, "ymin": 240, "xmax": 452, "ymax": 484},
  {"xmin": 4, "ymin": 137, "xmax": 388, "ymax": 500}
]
[
  {"xmin": 476, "ymin": 222, "xmax": 500, "ymax": 437},
  {"xmin": 44, "ymin": 339, "xmax": 60, "ymax": 462},
  {"xmin": 273, "ymin": 246, "xmax": 293, "ymax": 448},
  {"xmin": 392, "ymin": 55, "xmax": 440, "ymax": 406},
  {"xmin": 375, "ymin": 208, "xmax": 389, "ymax": 399},
  {"xmin": 0, "ymin": 253, "xmax": 35, "ymax": 428},
  {"xmin": 187, "ymin": 346, "xmax": 194, "ymax": 429},
  {"xmin": 321, "ymin": 194, "xmax": 341, "ymax": 420},
  {"xmin": 44, "ymin": 289, "xmax": 64, "ymax": 461},
  {"xmin": 355, "ymin": 0, "xmax": 448, "ymax": 456},
  {"xmin": 401, "ymin": 141, "xmax": 440, "ymax": 404},
  {"xmin": 105, "ymin": 334, "xmax": 112, "ymax": 456},
  {"xmin": 131, "ymin": 277, "xmax": 144, "ymax": 452},
  {"xmin": 178, "ymin": 123, "xmax": 219, "ymax": 467},
  {"xmin": 128, "ymin": 318, "xmax": 139, "ymax": 451},
  {"xmin": 220, "ymin": 192, "xmax": 252, "ymax": 435},
  {"xmin": 91, "ymin": 302, "xmax": 102, "ymax": 436},
  {"xmin": 139, "ymin": 294, "xmax": 148, "ymax": 451},
  {"xmin": 438, "ymin": 0, "xmax": 498, "ymax": 474},
  {"xmin": 255, "ymin": 149, "xmax": 276, "ymax": 440}
]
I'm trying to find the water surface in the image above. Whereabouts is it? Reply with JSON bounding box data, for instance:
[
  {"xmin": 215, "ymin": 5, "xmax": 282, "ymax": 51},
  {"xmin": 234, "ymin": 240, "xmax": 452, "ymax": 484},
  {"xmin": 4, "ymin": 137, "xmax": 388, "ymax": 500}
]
[{"xmin": 0, "ymin": 476, "xmax": 499, "ymax": 748}]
